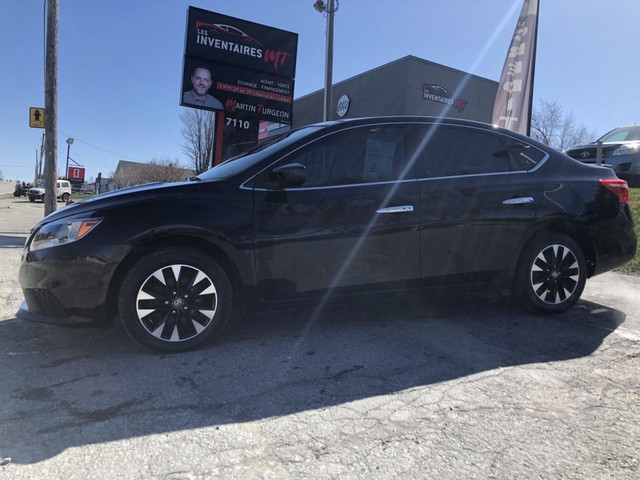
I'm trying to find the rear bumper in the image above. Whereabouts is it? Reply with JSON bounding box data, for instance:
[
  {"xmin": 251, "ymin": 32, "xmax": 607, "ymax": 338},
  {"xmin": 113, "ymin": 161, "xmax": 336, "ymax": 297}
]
[{"xmin": 591, "ymin": 210, "xmax": 637, "ymax": 276}]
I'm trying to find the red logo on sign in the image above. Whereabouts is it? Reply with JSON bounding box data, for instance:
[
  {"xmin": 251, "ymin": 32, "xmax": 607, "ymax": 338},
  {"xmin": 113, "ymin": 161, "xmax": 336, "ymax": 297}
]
[{"xmin": 68, "ymin": 167, "xmax": 85, "ymax": 182}]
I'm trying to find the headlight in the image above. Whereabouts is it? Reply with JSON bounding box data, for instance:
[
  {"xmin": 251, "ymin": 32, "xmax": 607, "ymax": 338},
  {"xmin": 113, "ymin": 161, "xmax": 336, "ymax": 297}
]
[
  {"xmin": 30, "ymin": 218, "xmax": 102, "ymax": 251},
  {"xmin": 612, "ymin": 142, "xmax": 640, "ymax": 156}
]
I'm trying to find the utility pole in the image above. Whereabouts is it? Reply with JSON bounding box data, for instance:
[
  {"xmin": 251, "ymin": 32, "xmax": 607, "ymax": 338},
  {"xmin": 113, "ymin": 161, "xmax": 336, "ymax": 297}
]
[{"xmin": 44, "ymin": 0, "xmax": 58, "ymax": 216}]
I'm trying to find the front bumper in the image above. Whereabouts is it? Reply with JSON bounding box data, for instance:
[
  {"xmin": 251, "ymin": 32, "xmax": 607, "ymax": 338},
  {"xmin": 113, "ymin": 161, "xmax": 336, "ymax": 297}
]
[
  {"xmin": 16, "ymin": 300, "xmax": 96, "ymax": 325},
  {"xmin": 17, "ymin": 243, "xmax": 124, "ymax": 325}
]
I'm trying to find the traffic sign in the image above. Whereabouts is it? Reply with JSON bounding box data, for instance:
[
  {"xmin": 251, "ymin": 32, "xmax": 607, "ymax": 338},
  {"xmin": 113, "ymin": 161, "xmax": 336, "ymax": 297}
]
[{"xmin": 29, "ymin": 107, "xmax": 45, "ymax": 128}]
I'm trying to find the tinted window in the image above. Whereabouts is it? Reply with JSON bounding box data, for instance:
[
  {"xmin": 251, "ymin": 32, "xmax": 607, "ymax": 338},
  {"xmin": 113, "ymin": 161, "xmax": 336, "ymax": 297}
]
[
  {"xmin": 266, "ymin": 125, "xmax": 409, "ymax": 187},
  {"xmin": 197, "ymin": 126, "xmax": 321, "ymax": 181},
  {"xmin": 506, "ymin": 142, "xmax": 546, "ymax": 170},
  {"xmin": 415, "ymin": 126, "xmax": 531, "ymax": 178}
]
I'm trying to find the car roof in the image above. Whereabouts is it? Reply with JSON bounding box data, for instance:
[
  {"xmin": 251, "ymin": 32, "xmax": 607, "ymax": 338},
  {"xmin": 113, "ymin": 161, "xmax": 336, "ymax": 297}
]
[{"xmin": 303, "ymin": 115, "xmax": 539, "ymax": 147}]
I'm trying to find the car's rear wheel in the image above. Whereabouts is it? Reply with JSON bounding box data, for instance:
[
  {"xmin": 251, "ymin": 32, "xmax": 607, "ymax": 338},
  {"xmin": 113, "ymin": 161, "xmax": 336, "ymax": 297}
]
[
  {"xmin": 515, "ymin": 233, "xmax": 586, "ymax": 313},
  {"xmin": 118, "ymin": 248, "xmax": 232, "ymax": 352},
  {"xmin": 61, "ymin": 193, "xmax": 70, "ymax": 202}
]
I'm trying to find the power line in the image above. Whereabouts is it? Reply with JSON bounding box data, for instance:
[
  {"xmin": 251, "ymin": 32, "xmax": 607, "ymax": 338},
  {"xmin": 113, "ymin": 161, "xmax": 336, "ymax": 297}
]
[{"xmin": 58, "ymin": 131, "xmax": 144, "ymax": 163}]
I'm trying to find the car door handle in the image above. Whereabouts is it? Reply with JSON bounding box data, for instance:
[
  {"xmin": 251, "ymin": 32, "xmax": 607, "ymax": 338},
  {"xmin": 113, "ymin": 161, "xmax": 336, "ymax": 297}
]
[
  {"xmin": 502, "ymin": 197, "xmax": 534, "ymax": 205},
  {"xmin": 376, "ymin": 205, "xmax": 414, "ymax": 214}
]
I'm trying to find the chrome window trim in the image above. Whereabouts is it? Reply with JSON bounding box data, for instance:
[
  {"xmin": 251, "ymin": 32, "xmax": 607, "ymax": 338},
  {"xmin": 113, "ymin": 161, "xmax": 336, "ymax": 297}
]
[
  {"xmin": 416, "ymin": 169, "xmax": 537, "ymax": 183},
  {"xmin": 247, "ymin": 178, "xmax": 418, "ymax": 192},
  {"xmin": 239, "ymin": 119, "xmax": 551, "ymax": 190}
]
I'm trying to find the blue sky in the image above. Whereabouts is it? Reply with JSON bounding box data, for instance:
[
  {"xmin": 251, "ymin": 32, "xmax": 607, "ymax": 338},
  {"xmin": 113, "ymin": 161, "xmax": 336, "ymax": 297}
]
[{"xmin": 1, "ymin": 0, "xmax": 638, "ymax": 182}]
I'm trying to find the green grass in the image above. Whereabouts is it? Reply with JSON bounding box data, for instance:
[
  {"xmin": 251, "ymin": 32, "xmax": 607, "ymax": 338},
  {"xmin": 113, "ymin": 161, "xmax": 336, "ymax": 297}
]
[
  {"xmin": 616, "ymin": 187, "xmax": 640, "ymax": 275},
  {"xmin": 70, "ymin": 193, "xmax": 95, "ymax": 201}
]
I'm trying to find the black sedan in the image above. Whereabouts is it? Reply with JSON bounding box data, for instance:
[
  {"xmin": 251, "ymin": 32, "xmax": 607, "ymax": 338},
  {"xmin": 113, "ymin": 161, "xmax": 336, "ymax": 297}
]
[{"xmin": 17, "ymin": 117, "xmax": 637, "ymax": 352}]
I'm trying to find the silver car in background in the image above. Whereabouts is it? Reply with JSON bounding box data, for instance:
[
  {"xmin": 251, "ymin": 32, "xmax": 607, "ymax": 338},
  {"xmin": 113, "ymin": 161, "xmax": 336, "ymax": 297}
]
[{"xmin": 565, "ymin": 125, "xmax": 640, "ymax": 187}]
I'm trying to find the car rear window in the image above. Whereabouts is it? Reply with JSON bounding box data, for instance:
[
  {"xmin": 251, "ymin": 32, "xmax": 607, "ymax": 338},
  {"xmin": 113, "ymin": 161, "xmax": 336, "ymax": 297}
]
[{"xmin": 414, "ymin": 126, "xmax": 545, "ymax": 178}]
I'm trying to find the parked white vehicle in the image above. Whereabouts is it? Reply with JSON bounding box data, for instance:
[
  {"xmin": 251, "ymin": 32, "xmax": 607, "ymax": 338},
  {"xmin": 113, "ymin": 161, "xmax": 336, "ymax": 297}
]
[{"xmin": 27, "ymin": 180, "xmax": 72, "ymax": 203}]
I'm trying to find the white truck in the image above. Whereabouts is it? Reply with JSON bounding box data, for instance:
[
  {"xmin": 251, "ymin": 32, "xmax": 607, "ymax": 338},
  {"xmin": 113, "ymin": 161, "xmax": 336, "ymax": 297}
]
[{"xmin": 27, "ymin": 180, "xmax": 72, "ymax": 203}]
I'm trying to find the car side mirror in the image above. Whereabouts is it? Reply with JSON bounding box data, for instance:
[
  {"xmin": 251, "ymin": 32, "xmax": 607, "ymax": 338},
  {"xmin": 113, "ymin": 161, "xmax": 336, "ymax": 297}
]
[{"xmin": 271, "ymin": 163, "xmax": 306, "ymax": 188}]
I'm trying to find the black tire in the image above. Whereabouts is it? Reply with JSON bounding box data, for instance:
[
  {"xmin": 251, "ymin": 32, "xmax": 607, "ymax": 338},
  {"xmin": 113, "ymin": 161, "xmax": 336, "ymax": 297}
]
[
  {"xmin": 61, "ymin": 193, "xmax": 70, "ymax": 202},
  {"xmin": 515, "ymin": 233, "xmax": 586, "ymax": 314},
  {"xmin": 28, "ymin": 196, "xmax": 35, "ymax": 203},
  {"xmin": 118, "ymin": 248, "xmax": 232, "ymax": 352}
]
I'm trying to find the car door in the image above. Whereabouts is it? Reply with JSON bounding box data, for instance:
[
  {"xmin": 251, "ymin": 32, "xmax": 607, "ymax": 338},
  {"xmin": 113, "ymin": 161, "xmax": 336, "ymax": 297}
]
[
  {"xmin": 252, "ymin": 123, "xmax": 420, "ymax": 299},
  {"xmin": 414, "ymin": 124, "xmax": 545, "ymax": 283}
]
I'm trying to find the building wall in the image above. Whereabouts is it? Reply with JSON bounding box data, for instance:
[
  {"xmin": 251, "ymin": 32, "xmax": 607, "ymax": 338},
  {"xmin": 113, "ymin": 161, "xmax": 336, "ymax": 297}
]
[{"xmin": 293, "ymin": 55, "xmax": 498, "ymax": 128}]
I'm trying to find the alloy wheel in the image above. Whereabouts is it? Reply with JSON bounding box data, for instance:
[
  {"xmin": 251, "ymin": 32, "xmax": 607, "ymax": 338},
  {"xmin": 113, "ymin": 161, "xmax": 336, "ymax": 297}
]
[
  {"xmin": 530, "ymin": 244, "xmax": 580, "ymax": 305},
  {"xmin": 135, "ymin": 264, "xmax": 218, "ymax": 342}
]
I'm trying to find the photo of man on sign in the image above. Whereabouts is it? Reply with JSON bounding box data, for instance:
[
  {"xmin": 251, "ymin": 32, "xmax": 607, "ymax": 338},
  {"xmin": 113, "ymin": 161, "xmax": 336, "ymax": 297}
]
[{"xmin": 182, "ymin": 66, "xmax": 224, "ymax": 110}]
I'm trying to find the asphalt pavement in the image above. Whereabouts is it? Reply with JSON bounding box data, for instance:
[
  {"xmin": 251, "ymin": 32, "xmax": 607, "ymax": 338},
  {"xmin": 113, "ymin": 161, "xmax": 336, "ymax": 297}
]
[{"xmin": 0, "ymin": 188, "xmax": 639, "ymax": 479}]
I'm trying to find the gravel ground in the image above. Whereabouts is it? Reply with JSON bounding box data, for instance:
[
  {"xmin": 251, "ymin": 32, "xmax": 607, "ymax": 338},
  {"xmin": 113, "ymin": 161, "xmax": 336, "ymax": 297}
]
[{"xmin": 1, "ymin": 190, "xmax": 639, "ymax": 479}]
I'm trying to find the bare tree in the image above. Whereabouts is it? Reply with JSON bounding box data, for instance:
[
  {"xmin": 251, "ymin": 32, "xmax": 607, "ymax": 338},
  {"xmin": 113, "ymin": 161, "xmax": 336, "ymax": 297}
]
[
  {"xmin": 531, "ymin": 99, "xmax": 597, "ymax": 150},
  {"xmin": 145, "ymin": 157, "xmax": 192, "ymax": 183},
  {"xmin": 113, "ymin": 158, "xmax": 191, "ymax": 189},
  {"xmin": 180, "ymin": 109, "xmax": 216, "ymax": 174}
]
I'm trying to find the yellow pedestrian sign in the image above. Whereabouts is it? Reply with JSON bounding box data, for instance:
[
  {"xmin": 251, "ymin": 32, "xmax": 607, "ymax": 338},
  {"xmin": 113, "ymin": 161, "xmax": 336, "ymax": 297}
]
[{"xmin": 29, "ymin": 107, "xmax": 45, "ymax": 128}]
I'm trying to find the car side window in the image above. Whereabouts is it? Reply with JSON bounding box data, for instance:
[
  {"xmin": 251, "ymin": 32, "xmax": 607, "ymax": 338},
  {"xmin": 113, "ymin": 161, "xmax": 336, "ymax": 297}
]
[
  {"xmin": 503, "ymin": 141, "xmax": 546, "ymax": 170},
  {"xmin": 415, "ymin": 126, "xmax": 524, "ymax": 178},
  {"xmin": 258, "ymin": 126, "xmax": 409, "ymax": 188}
]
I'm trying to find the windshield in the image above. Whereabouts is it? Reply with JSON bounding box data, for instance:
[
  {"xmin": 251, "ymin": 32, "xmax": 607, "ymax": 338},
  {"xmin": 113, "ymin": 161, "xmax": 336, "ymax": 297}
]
[
  {"xmin": 598, "ymin": 125, "xmax": 640, "ymax": 143},
  {"xmin": 196, "ymin": 126, "xmax": 322, "ymax": 181}
]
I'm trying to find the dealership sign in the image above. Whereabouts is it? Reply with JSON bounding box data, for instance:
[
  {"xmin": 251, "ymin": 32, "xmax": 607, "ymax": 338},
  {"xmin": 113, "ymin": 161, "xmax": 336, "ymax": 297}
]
[
  {"xmin": 181, "ymin": 7, "xmax": 298, "ymax": 123},
  {"xmin": 67, "ymin": 166, "xmax": 85, "ymax": 182},
  {"xmin": 185, "ymin": 7, "xmax": 298, "ymax": 78},
  {"xmin": 422, "ymin": 84, "xmax": 468, "ymax": 112},
  {"xmin": 336, "ymin": 94, "xmax": 351, "ymax": 118}
]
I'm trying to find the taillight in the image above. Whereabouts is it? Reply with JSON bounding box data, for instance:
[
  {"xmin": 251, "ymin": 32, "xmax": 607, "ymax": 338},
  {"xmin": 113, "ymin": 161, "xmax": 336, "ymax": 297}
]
[{"xmin": 600, "ymin": 178, "xmax": 630, "ymax": 204}]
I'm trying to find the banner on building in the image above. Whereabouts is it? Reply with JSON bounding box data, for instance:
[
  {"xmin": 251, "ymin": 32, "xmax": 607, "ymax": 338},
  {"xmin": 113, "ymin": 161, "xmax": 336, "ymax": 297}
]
[{"xmin": 491, "ymin": 0, "xmax": 539, "ymax": 135}]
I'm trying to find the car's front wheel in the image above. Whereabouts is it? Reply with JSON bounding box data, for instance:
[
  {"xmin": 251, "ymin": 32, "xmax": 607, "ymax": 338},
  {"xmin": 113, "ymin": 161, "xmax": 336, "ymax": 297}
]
[
  {"xmin": 28, "ymin": 196, "xmax": 35, "ymax": 202},
  {"xmin": 118, "ymin": 248, "xmax": 232, "ymax": 352},
  {"xmin": 515, "ymin": 233, "xmax": 586, "ymax": 314}
]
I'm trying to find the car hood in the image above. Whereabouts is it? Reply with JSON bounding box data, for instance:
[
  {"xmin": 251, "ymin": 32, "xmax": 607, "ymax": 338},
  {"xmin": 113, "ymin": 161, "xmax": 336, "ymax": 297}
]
[{"xmin": 40, "ymin": 181, "xmax": 204, "ymax": 224}]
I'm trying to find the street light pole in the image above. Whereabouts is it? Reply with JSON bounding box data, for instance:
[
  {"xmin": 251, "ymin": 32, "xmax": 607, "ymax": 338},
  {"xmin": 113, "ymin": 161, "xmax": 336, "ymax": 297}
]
[
  {"xmin": 65, "ymin": 137, "xmax": 74, "ymax": 179},
  {"xmin": 324, "ymin": 0, "xmax": 335, "ymax": 122},
  {"xmin": 314, "ymin": 0, "xmax": 338, "ymax": 122}
]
